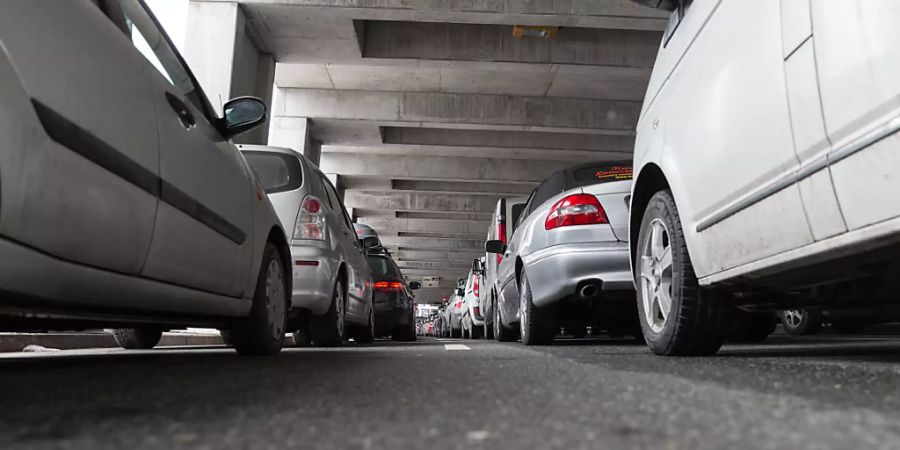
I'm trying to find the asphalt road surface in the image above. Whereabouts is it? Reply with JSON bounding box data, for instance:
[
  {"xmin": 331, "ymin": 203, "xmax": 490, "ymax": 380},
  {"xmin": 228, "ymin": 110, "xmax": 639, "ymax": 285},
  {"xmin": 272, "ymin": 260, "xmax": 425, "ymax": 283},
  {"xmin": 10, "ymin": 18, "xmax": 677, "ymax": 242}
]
[{"xmin": 3, "ymin": 334, "xmax": 900, "ymax": 450}]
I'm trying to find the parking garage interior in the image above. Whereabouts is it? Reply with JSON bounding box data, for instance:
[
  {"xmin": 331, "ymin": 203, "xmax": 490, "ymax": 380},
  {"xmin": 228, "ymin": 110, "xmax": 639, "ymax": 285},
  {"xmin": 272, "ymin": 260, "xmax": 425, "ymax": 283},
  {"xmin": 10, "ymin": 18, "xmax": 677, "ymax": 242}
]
[{"xmin": 181, "ymin": 0, "xmax": 667, "ymax": 303}]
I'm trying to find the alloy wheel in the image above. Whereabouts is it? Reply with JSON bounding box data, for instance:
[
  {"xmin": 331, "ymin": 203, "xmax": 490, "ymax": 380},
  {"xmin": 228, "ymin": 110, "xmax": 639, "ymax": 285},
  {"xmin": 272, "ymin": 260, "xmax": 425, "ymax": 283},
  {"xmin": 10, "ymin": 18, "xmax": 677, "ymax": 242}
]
[
  {"xmin": 783, "ymin": 310, "xmax": 804, "ymax": 328},
  {"xmin": 639, "ymin": 218, "xmax": 673, "ymax": 334}
]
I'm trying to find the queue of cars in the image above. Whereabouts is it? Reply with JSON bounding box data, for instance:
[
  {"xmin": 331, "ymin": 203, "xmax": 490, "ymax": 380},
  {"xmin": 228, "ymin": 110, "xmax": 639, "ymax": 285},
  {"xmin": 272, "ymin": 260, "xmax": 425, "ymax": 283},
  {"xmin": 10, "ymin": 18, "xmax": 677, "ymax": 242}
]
[{"xmin": 0, "ymin": 0, "xmax": 420, "ymax": 355}]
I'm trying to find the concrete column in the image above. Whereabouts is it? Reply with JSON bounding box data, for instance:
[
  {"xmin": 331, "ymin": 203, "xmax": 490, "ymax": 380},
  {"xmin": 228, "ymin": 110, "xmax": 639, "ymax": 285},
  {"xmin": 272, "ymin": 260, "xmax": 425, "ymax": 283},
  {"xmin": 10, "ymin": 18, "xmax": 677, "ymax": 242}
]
[
  {"xmin": 268, "ymin": 113, "xmax": 321, "ymax": 166},
  {"xmin": 184, "ymin": 1, "xmax": 274, "ymax": 144}
]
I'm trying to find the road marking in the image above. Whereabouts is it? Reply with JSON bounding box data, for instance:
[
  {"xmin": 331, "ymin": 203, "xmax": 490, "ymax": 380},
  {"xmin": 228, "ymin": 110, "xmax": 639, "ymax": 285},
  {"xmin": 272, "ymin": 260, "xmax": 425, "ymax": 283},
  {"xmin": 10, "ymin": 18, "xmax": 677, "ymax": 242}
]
[{"xmin": 444, "ymin": 344, "xmax": 470, "ymax": 351}]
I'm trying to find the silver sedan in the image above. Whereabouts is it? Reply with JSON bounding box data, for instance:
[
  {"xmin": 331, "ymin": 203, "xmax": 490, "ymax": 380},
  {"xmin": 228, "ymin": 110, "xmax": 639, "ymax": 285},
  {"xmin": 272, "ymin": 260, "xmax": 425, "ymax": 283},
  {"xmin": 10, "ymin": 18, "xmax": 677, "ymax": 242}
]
[{"xmin": 486, "ymin": 162, "xmax": 637, "ymax": 345}]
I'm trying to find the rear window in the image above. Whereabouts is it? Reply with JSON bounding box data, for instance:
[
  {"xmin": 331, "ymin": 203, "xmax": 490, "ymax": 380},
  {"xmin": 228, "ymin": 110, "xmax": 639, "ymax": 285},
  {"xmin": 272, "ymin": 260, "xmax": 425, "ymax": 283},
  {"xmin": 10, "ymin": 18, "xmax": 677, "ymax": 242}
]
[
  {"xmin": 570, "ymin": 164, "xmax": 633, "ymax": 187},
  {"xmin": 367, "ymin": 256, "xmax": 401, "ymax": 278},
  {"xmin": 243, "ymin": 152, "xmax": 303, "ymax": 193}
]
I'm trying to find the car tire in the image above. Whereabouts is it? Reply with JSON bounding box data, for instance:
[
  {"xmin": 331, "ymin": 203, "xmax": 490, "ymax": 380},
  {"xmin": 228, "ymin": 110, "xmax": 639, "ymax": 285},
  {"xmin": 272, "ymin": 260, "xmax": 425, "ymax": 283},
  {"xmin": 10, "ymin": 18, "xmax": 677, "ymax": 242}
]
[
  {"xmin": 778, "ymin": 309, "xmax": 822, "ymax": 336},
  {"xmin": 394, "ymin": 311, "xmax": 417, "ymax": 342},
  {"xmin": 310, "ymin": 276, "xmax": 346, "ymax": 347},
  {"xmin": 493, "ymin": 298, "xmax": 517, "ymax": 342},
  {"xmin": 519, "ymin": 270, "xmax": 557, "ymax": 346},
  {"xmin": 636, "ymin": 190, "xmax": 725, "ymax": 356},
  {"xmin": 471, "ymin": 324, "xmax": 483, "ymax": 339},
  {"xmin": 229, "ymin": 243, "xmax": 288, "ymax": 356},
  {"xmin": 112, "ymin": 328, "xmax": 162, "ymax": 350},
  {"xmin": 355, "ymin": 306, "xmax": 375, "ymax": 344}
]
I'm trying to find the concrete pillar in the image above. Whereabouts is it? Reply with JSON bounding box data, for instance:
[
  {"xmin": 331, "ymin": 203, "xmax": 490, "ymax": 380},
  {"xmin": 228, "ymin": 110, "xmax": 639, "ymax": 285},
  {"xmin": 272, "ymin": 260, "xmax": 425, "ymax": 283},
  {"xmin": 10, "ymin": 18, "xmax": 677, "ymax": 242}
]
[
  {"xmin": 268, "ymin": 113, "xmax": 321, "ymax": 166},
  {"xmin": 184, "ymin": 1, "xmax": 274, "ymax": 144}
]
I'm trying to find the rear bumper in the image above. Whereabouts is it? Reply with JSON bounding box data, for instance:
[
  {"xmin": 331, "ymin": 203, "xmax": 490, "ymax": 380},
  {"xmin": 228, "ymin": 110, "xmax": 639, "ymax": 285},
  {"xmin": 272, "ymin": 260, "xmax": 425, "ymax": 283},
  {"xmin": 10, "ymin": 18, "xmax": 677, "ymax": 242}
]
[
  {"xmin": 289, "ymin": 244, "xmax": 337, "ymax": 316},
  {"xmin": 523, "ymin": 241, "xmax": 633, "ymax": 308}
]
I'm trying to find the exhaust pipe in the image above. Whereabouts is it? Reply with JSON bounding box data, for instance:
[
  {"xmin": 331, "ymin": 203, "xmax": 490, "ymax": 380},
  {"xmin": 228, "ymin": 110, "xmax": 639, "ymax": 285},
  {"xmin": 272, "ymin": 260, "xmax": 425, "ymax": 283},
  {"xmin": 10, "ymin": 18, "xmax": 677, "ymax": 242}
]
[{"xmin": 577, "ymin": 281, "xmax": 602, "ymax": 300}]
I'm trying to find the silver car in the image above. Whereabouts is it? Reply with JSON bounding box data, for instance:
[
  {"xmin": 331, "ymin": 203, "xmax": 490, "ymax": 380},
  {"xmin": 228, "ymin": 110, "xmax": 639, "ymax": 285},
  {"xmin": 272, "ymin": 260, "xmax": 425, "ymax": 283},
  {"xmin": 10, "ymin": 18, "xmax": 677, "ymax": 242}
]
[
  {"xmin": 461, "ymin": 258, "xmax": 486, "ymax": 339},
  {"xmin": 240, "ymin": 145, "xmax": 374, "ymax": 347},
  {"xmin": 0, "ymin": 1, "xmax": 290, "ymax": 355},
  {"xmin": 483, "ymin": 196, "xmax": 527, "ymax": 340},
  {"xmin": 486, "ymin": 162, "xmax": 637, "ymax": 345}
]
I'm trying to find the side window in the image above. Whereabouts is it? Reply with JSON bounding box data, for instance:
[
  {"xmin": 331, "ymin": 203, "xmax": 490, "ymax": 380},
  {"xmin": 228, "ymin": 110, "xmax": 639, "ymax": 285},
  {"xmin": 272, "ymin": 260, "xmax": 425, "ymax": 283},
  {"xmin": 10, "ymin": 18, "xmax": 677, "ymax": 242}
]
[
  {"xmin": 517, "ymin": 191, "xmax": 536, "ymax": 229},
  {"xmin": 316, "ymin": 174, "xmax": 334, "ymax": 209},
  {"xmin": 117, "ymin": 0, "xmax": 210, "ymax": 116},
  {"xmin": 322, "ymin": 176, "xmax": 354, "ymax": 230}
]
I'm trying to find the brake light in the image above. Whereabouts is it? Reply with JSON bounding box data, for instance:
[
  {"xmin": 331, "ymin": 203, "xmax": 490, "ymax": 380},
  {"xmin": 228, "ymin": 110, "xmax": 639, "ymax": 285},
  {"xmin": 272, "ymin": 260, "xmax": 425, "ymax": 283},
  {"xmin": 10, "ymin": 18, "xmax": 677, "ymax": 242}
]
[
  {"xmin": 374, "ymin": 281, "xmax": 404, "ymax": 291},
  {"xmin": 294, "ymin": 195, "xmax": 326, "ymax": 240},
  {"xmin": 473, "ymin": 306, "xmax": 480, "ymax": 317},
  {"xmin": 544, "ymin": 194, "xmax": 608, "ymax": 230},
  {"xmin": 497, "ymin": 221, "xmax": 507, "ymax": 264},
  {"xmin": 473, "ymin": 276, "xmax": 479, "ymax": 297}
]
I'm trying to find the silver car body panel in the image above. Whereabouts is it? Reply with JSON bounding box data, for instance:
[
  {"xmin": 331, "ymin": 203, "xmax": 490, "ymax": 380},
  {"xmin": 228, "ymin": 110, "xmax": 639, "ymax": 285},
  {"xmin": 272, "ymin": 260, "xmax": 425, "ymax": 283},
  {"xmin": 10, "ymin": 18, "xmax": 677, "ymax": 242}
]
[{"xmin": 483, "ymin": 196, "xmax": 527, "ymax": 327}]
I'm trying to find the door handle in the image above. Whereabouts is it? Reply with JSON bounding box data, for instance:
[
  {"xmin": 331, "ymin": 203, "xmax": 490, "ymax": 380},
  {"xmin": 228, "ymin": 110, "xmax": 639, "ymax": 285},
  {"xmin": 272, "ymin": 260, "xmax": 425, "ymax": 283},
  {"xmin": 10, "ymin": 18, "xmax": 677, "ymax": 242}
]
[{"xmin": 165, "ymin": 92, "xmax": 196, "ymax": 129}]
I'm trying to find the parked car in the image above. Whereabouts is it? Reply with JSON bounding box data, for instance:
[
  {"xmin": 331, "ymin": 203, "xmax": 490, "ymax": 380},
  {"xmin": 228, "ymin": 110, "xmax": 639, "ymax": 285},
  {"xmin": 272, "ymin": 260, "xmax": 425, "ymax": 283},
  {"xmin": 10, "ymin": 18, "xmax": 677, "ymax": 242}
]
[
  {"xmin": 461, "ymin": 258, "xmax": 486, "ymax": 339},
  {"xmin": 446, "ymin": 280, "xmax": 466, "ymax": 338},
  {"xmin": 486, "ymin": 162, "xmax": 638, "ymax": 345},
  {"xmin": 433, "ymin": 309, "xmax": 447, "ymax": 337},
  {"xmin": 777, "ymin": 307, "xmax": 900, "ymax": 336},
  {"xmin": 365, "ymin": 246, "xmax": 419, "ymax": 341},
  {"xmin": 353, "ymin": 223, "xmax": 382, "ymax": 249},
  {"xmin": 239, "ymin": 145, "xmax": 374, "ymax": 347},
  {"xmin": 483, "ymin": 196, "xmax": 528, "ymax": 340},
  {"xmin": 630, "ymin": 0, "xmax": 900, "ymax": 355},
  {"xmin": 0, "ymin": 0, "xmax": 294, "ymax": 355}
]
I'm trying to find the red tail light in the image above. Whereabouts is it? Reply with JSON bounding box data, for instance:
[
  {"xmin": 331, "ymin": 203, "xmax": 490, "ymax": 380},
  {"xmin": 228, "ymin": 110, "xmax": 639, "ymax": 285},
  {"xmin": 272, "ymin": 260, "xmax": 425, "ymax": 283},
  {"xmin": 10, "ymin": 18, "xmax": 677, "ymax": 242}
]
[
  {"xmin": 294, "ymin": 195, "xmax": 326, "ymax": 240},
  {"xmin": 473, "ymin": 306, "xmax": 480, "ymax": 317},
  {"xmin": 374, "ymin": 281, "xmax": 404, "ymax": 292},
  {"xmin": 544, "ymin": 194, "xmax": 608, "ymax": 230},
  {"xmin": 473, "ymin": 276, "xmax": 480, "ymax": 297},
  {"xmin": 497, "ymin": 221, "xmax": 507, "ymax": 264}
]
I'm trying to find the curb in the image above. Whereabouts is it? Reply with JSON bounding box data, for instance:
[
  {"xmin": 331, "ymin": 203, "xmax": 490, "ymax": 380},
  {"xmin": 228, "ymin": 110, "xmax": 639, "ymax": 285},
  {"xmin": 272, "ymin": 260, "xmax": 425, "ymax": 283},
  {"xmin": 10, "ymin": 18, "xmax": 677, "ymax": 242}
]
[{"xmin": 0, "ymin": 332, "xmax": 224, "ymax": 353}]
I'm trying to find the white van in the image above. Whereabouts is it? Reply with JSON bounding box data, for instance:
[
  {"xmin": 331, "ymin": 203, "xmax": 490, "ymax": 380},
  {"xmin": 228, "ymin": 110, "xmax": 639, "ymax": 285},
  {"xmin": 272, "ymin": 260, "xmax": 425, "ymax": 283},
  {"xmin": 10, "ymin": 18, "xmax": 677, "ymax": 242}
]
[{"xmin": 630, "ymin": 0, "xmax": 900, "ymax": 355}]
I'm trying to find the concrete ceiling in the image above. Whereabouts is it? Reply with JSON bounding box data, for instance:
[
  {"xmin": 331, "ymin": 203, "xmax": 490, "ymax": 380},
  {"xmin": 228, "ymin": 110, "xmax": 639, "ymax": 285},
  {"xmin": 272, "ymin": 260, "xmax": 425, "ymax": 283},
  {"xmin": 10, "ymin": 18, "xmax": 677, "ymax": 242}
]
[{"xmin": 218, "ymin": 0, "xmax": 665, "ymax": 303}]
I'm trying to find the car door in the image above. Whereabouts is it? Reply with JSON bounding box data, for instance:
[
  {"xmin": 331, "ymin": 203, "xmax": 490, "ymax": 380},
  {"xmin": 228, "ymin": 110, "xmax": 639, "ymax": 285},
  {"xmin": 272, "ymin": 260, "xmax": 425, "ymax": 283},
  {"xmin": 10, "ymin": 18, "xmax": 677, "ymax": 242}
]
[
  {"xmin": 0, "ymin": 0, "xmax": 159, "ymax": 275},
  {"xmin": 652, "ymin": 0, "xmax": 813, "ymax": 278},
  {"xmin": 320, "ymin": 174, "xmax": 370, "ymax": 321},
  {"xmin": 114, "ymin": 0, "xmax": 255, "ymax": 298},
  {"xmin": 809, "ymin": 1, "xmax": 900, "ymax": 232}
]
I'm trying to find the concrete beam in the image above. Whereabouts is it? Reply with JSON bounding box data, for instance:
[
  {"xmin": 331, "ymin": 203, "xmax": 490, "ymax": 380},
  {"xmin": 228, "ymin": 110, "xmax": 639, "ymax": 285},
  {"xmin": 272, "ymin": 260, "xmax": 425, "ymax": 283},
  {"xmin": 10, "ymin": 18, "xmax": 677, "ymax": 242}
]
[
  {"xmin": 395, "ymin": 249, "xmax": 483, "ymax": 264},
  {"xmin": 358, "ymin": 217, "xmax": 491, "ymax": 236},
  {"xmin": 362, "ymin": 21, "xmax": 660, "ymax": 68},
  {"xmin": 320, "ymin": 153, "xmax": 574, "ymax": 183},
  {"xmin": 344, "ymin": 191, "xmax": 500, "ymax": 214},
  {"xmin": 383, "ymin": 127, "xmax": 634, "ymax": 153},
  {"xmin": 276, "ymin": 89, "xmax": 641, "ymax": 132}
]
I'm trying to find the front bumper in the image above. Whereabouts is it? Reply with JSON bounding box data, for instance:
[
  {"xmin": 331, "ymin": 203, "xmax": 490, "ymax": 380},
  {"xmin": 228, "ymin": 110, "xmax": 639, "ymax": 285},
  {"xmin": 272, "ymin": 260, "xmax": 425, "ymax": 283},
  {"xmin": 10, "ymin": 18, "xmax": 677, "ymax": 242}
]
[
  {"xmin": 289, "ymin": 243, "xmax": 338, "ymax": 316},
  {"xmin": 523, "ymin": 241, "xmax": 633, "ymax": 308}
]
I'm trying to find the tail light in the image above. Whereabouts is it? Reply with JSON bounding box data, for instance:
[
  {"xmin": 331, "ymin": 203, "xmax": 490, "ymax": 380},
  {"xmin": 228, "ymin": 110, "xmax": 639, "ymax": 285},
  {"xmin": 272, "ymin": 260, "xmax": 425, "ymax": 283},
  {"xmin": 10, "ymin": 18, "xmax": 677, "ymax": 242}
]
[
  {"xmin": 294, "ymin": 195, "xmax": 326, "ymax": 240},
  {"xmin": 497, "ymin": 221, "xmax": 507, "ymax": 264},
  {"xmin": 544, "ymin": 194, "xmax": 608, "ymax": 230},
  {"xmin": 473, "ymin": 306, "xmax": 480, "ymax": 318},
  {"xmin": 473, "ymin": 276, "xmax": 480, "ymax": 298},
  {"xmin": 374, "ymin": 281, "xmax": 404, "ymax": 292}
]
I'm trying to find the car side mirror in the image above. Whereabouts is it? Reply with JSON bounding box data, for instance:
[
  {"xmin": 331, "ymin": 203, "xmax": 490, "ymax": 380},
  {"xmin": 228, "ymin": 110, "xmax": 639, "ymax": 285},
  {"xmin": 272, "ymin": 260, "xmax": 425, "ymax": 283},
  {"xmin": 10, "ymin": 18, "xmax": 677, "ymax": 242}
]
[
  {"xmin": 360, "ymin": 236, "xmax": 380, "ymax": 250},
  {"xmin": 485, "ymin": 240, "xmax": 506, "ymax": 254},
  {"xmin": 221, "ymin": 97, "xmax": 267, "ymax": 138},
  {"xmin": 408, "ymin": 281, "xmax": 421, "ymax": 290}
]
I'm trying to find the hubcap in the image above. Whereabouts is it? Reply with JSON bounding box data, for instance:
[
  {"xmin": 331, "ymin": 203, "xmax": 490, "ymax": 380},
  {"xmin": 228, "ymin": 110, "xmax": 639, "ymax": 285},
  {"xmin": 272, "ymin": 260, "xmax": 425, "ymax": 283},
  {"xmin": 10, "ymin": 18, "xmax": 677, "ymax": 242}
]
[
  {"xmin": 639, "ymin": 219, "xmax": 673, "ymax": 334},
  {"xmin": 265, "ymin": 259, "xmax": 286, "ymax": 340},
  {"xmin": 784, "ymin": 309, "xmax": 804, "ymax": 328}
]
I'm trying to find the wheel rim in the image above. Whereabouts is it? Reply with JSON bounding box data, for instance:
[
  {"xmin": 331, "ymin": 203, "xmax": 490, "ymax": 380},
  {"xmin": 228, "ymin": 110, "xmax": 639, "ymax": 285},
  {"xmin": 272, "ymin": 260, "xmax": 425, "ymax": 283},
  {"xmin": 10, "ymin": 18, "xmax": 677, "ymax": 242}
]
[
  {"xmin": 265, "ymin": 259, "xmax": 286, "ymax": 340},
  {"xmin": 640, "ymin": 218, "xmax": 673, "ymax": 334},
  {"xmin": 783, "ymin": 310, "xmax": 804, "ymax": 328},
  {"xmin": 519, "ymin": 276, "xmax": 528, "ymax": 337},
  {"xmin": 335, "ymin": 282, "xmax": 345, "ymax": 337}
]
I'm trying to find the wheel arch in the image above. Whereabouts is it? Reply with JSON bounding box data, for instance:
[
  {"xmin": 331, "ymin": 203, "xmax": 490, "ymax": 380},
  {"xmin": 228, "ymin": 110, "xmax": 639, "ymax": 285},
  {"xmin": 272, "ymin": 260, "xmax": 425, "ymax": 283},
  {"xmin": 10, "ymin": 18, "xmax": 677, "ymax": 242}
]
[{"xmin": 629, "ymin": 163, "xmax": 671, "ymax": 268}]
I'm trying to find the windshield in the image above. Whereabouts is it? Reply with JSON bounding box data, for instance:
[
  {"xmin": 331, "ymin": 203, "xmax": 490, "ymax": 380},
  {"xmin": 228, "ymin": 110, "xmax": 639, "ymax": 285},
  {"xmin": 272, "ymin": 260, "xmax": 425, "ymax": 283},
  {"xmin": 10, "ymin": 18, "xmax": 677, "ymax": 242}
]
[{"xmin": 243, "ymin": 152, "xmax": 303, "ymax": 193}]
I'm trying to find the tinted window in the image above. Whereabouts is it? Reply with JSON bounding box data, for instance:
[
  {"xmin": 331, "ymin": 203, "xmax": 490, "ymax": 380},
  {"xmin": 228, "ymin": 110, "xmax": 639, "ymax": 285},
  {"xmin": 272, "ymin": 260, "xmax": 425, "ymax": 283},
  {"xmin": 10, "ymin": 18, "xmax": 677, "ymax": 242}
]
[
  {"xmin": 531, "ymin": 173, "xmax": 565, "ymax": 211},
  {"xmin": 570, "ymin": 163, "xmax": 633, "ymax": 188},
  {"xmin": 243, "ymin": 152, "xmax": 303, "ymax": 193},
  {"xmin": 510, "ymin": 203, "xmax": 526, "ymax": 233},
  {"xmin": 367, "ymin": 256, "xmax": 401, "ymax": 278}
]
